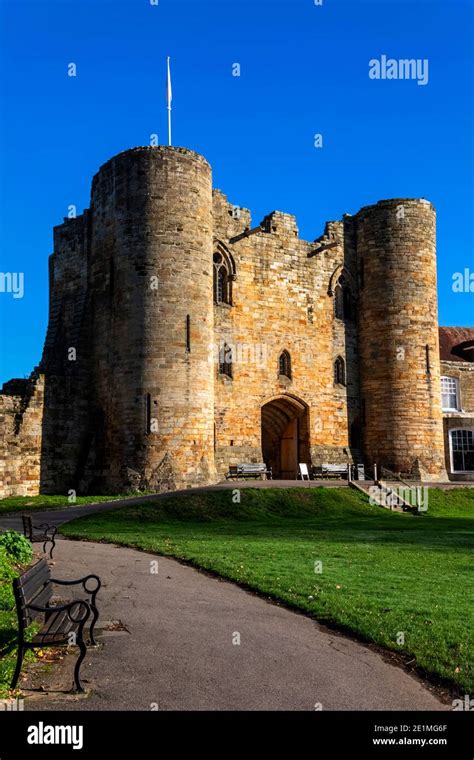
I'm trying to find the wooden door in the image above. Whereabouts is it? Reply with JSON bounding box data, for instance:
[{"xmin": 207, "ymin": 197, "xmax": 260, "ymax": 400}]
[{"xmin": 280, "ymin": 418, "xmax": 298, "ymax": 479}]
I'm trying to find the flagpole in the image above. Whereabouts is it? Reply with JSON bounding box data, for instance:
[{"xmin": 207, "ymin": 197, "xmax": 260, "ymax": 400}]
[{"xmin": 167, "ymin": 56, "xmax": 172, "ymax": 146}]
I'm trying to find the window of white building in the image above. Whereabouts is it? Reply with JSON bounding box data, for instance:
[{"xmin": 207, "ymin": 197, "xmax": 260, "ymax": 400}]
[
  {"xmin": 450, "ymin": 429, "xmax": 474, "ymax": 472},
  {"xmin": 441, "ymin": 376, "xmax": 460, "ymax": 411}
]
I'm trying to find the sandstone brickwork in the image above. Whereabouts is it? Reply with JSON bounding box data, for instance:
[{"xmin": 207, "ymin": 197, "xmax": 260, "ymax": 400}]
[
  {"xmin": 0, "ymin": 375, "xmax": 44, "ymax": 496},
  {"xmin": 1, "ymin": 145, "xmax": 471, "ymax": 497},
  {"xmin": 357, "ymin": 199, "xmax": 447, "ymax": 480}
]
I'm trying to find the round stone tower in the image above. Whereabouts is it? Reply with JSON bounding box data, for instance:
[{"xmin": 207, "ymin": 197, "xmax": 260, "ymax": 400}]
[
  {"xmin": 356, "ymin": 199, "xmax": 447, "ymax": 480},
  {"xmin": 88, "ymin": 146, "xmax": 216, "ymax": 492}
]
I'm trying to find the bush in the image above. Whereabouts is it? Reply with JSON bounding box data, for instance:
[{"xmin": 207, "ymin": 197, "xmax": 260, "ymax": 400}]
[
  {"xmin": 0, "ymin": 530, "xmax": 32, "ymax": 565},
  {"xmin": 0, "ymin": 546, "xmax": 16, "ymax": 611}
]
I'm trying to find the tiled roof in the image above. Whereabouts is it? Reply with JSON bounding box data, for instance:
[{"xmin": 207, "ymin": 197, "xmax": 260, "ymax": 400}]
[{"xmin": 439, "ymin": 327, "xmax": 474, "ymax": 363}]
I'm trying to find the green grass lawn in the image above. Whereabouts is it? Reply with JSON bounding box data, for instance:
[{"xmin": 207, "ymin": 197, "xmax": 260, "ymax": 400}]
[
  {"xmin": 0, "ymin": 607, "xmax": 32, "ymax": 698},
  {"xmin": 0, "ymin": 548, "xmax": 37, "ymax": 698},
  {"xmin": 61, "ymin": 486, "xmax": 474, "ymax": 694},
  {"xmin": 0, "ymin": 494, "xmax": 137, "ymax": 516}
]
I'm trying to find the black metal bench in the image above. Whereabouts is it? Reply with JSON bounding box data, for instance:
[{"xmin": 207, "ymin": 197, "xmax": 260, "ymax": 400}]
[
  {"xmin": 11, "ymin": 558, "xmax": 101, "ymax": 692},
  {"xmin": 226, "ymin": 463, "xmax": 272, "ymax": 480},
  {"xmin": 22, "ymin": 515, "xmax": 57, "ymax": 559}
]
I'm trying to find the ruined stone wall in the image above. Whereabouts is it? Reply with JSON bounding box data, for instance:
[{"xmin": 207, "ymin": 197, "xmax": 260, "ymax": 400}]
[
  {"xmin": 356, "ymin": 199, "xmax": 447, "ymax": 480},
  {"xmin": 0, "ymin": 376, "xmax": 44, "ymax": 497},
  {"xmin": 37, "ymin": 212, "xmax": 91, "ymax": 494}
]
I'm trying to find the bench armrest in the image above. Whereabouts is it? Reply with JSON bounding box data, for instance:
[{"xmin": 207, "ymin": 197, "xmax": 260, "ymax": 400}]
[
  {"xmin": 49, "ymin": 574, "xmax": 101, "ymax": 598},
  {"xmin": 33, "ymin": 523, "xmax": 58, "ymax": 536},
  {"xmin": 28, "ymin": 599, "xmax": 91, "ymax": 624}
]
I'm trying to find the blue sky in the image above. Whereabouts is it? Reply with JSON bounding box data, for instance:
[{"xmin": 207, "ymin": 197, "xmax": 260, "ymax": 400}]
[{"xmin": 0, "ymin": 0, "xmax": 472, "ymax": 384}]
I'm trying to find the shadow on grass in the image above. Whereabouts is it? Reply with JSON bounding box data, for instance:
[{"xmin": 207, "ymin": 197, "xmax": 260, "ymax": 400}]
[{"xmin": 63, "ymin": 512, "xmax": 474, "ymax": 552}]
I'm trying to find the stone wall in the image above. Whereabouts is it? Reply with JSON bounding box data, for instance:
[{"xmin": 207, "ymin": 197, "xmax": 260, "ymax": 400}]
[
  {"xmin": 84, "ymin": 147, "xmax": 216, "ymax": 493},
  {"xmin": 212, "ymin": 191, "xmax": 360, "ymax": 480},
  {"xmin": 0, "ymin": 375, "xmax": 44, "ymax": 497},
  {"xmin": 38, "ymin": 211, "xmax": 91, "ymax": 494},
  {"xmin": 356, "ymin": 199, "xmax": 447, "ymax": 480}
]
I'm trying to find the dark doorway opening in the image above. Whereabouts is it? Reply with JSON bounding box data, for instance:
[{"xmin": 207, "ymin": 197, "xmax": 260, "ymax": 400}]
[{"xmin": 261, "ymin": 395, "xmax": 310, "ymax": 479}]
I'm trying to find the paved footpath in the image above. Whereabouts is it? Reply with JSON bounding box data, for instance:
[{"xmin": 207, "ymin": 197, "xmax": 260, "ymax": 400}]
[{"xmin": 16, "ymin": 539, "xmax": 445, "ymax": 711}]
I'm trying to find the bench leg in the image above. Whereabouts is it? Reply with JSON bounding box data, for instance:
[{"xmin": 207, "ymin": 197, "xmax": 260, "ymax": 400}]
[
  {"xmin": 73, "ymin": 639, "xmax": 87, "ymax": 693},
  {"xmin": 88, "ymin": 604, "xmax": 99, "ymax": 646},
  {"xmin": 43, "ymin": 535, "xmax": 56, "ymax": 560},
  {"xmin": 10, "ymin": 645, "xmax": 25, "ymax": 689}
]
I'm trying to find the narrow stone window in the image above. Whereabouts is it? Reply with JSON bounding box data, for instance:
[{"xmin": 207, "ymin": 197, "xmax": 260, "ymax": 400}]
[
  {"xmin": 361, "ymin": 398, "xmax": 366, "ymax": 425},
  {"xmin": 213, "ymin": 252, "xmax": 232, "ymax": 305},
  {"xmin": 219, "ymin": 342, "xmax": 233, "ymax": 378},
  {"xmin": 186, "ymin": 315, "xmax": 191, "ymax": 352},
  {"xmin": 343, "ymin": 287, "xmax": 354, "ymax": 321},
  {"xmin": 334, "ymin": 356, "xmax": 346, "ymax": 386},
  {"xmin": 145, "ymin": 393, "xmax": 151, "ymax": 434},
  {"xmin": 218, "ymin": 266, "xmax": 226, "ymax": 301},
  {"xmin": 334, "ymin": 284, "xmax": 344, "ymax": 320},
  {"xmin": 279, "ymin": 350, "xmax": 292, "ymax": 379},
  {"xmin": 334, "ymin": 275, "xmax": 354, "ymax": 321}
]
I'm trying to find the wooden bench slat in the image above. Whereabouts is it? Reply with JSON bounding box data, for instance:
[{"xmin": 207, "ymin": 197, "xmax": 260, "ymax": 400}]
[
  {"xmin": 16, "ymin": 558, "xmax": 48, "ymax": 584},
  {"xmin": 43, "ymin": 609, "xmax": 76, "ymax": 637},
  {"xmin": 32, "ymin": 610, "xmax": 79, "ymax": 645},
  {"xmin": 18, "ymin": 567, "xmax": 51, "ymax": 601},
  {"xmin": 18, "ymin": 586, "xmax": 53, "ymax": 626}
]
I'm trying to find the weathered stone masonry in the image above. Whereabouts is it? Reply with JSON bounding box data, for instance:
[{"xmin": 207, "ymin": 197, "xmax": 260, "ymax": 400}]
[{"xmin": 1, "ymin": 145, "xmax": 472, "ymax": 496}]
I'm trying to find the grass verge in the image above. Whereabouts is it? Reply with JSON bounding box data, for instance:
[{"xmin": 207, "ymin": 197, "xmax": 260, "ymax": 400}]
[{"xmin": 0, "ymin": 545, "xmax": 37, "ymax": 698}]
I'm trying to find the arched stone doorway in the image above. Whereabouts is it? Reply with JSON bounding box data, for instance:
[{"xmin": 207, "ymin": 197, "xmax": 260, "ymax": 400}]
[{"xmin": 261, "ymin": 395, "xmax": 310, "ymax": 479}]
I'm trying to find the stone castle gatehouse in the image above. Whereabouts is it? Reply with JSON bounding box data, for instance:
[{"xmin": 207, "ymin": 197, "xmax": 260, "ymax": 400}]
[{"xmin": 1, "ymin": 146, "xmax": 473, "ymax": 496}]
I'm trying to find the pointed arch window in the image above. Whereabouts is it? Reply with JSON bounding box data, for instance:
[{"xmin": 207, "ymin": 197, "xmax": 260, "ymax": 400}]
[
  {"xmin": 334, "ymin": 356, "xmax": 346, "ymax": 386},
  {"xmin": 216, "ymin": 265, "xmax": 227, "ymax": 302},
  {"xmin": 343, "ymin": 286, "xmax": 354, "ymax": 320},
  {"xmin": 279, "ymin": 350, "xmax": 292, "ymax": 379},
  {"xmin": 333, "ymin": 274, "xmax": 354, "ymax": 321},
  {"xmin": 334, "ymin": 283, "xmax": 344, "ymax": 320},
  {"xmin": 213, "ymin": 245, "xmax": 236, "ymax": 305}
]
